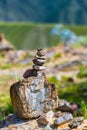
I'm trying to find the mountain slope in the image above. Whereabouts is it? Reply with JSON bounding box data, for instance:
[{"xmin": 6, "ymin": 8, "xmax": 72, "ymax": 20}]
[{"xmin": 0, "ymin": 0, "xmax": 87, "ymax": 24}]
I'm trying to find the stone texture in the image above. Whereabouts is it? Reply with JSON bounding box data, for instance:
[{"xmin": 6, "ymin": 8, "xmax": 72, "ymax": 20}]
[
  {"xmin": 0, "ymin": 114, "xmax": 55, "ymax": 130},
  {"xmin": 54, "ymin": 113, "xmax": 73, "ymax": 126},
  {"xmin": 38, "ymin": 110, "xmax": 54, "ymax": 125},
  {"xmin": 32, "ymin": 49, "xmax": 46, "ymax": 71},
  {"xmin": 10, "ymin": 71, "xmax": 58, "ymax": 119},
  {"xmin": 0, "ymin": 113, "xmax": 86, "ymax": 130},
  {"xmin": 57, "ymin": 99, "xmax": 79, "ymax": 113},
  {"xmin": 68, "ymin": 117, "xmax": 84, "ymax": 129}
]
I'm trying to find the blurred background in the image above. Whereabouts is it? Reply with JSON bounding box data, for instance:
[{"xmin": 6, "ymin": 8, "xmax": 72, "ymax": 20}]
[
  {"xmin": 0, "ymin": 0, "xmax": 87, "ymax": 49},
  {"xmin": 0, "ymin": 0, "xmax": 87, "ymax": 120}
]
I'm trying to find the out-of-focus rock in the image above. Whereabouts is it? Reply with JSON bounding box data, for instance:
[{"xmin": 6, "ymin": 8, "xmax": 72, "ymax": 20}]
[
  {"xmin": 7, "ymin": 50, "xmax": 30, "ymax": 64},
  {"xmin": 57, "ymin": 99, "xmax": 79, "ymax": 113},
  {"xmin": 54, "ymin": 60, "xmax": 81, "ymax": 70},
  {"xmin": 38, "ymin": 110, "xmax": 54, "ymax": 125},
  {"xmin": 0, "ymin": 34, "xmax": 14, "ymax": 52},
  {"xmin": 54, "ymin": 112, "xmax": 73, "ymax": 126},
  {"xmin": 68, "ymin": 117, "xmax": 84, "ymax": 129},
  {"xmin": 64, "ymin": 45, "xmax": 72, "ymax": 53}
]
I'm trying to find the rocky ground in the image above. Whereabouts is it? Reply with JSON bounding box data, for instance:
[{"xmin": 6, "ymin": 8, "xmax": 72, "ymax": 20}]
[{"xmin": 0, "ymin": 45, "xmax": 87, "ymax": 129}]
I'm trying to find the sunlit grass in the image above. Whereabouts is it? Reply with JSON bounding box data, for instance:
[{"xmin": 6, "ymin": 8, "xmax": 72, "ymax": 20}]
[
  {"xmin": 0, "ymin": 94, "xmax": 10, "ymax": 107},
  {"xmin": 48, "ymin": 76, "xmax": 87, "ymax": 118}
]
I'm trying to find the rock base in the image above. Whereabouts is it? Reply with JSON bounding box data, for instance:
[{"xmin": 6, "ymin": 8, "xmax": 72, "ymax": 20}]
[
  {"xmin": 10, "ymin": 71, "xmax": 58, "ymax": 119},
  {"xmin": 0, "ymin": 114, "xmax": 87, "ymax": 130}
]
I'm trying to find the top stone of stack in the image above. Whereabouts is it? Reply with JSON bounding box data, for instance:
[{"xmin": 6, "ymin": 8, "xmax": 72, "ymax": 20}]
[{"xmin": 33, "ymin": 48, "xmax": 46, "ymax": 70}]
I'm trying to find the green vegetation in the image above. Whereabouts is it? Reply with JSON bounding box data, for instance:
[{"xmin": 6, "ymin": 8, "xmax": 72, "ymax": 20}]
[
  {"xmin": 1, "ymin": 0, "xmax": 87, "ymax": 25},
  {"xmin": 81, "ymin": 101, "xmax": 87, "ymax": 119},
  {"xmin": 48, "ymin": 76, "xmax": 87, "ymax": 118},
  {"xmin": 53, "ymin": 53, "xmax": 62, "ymax": 59},
  {"xmin": 0, "ymin": 23, "xmax": 87, "ymax": 50},
  {"xmin": 48, "ymin": 76, "xmax": 60, "ymax": 87},
  {"xmin": 77, "ymin": 65, "xmax": 87, "ymax": 78}
]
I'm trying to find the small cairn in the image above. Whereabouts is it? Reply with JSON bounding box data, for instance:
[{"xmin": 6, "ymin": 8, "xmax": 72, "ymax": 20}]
[
  {"xmin": 23, "ymin": 49, "xmax": 46, "ymax": 78},
  {"xmin": 33, "ymin": 48, "xmax": 46, "ymax": 71},
  {"xmin": 10, "ymin": 48, "xmax": 58, "ymax": 119}
]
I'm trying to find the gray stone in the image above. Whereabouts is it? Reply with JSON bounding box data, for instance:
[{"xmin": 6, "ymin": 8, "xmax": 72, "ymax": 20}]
[
  {"xmin": 10, "ymin": 71, "xmax": 58, "ymax": 119},
  {"xmin": 54, "ymin": 113, "xmax": 73, "ymax": 126},
  {"xmin": 0, "ymin": 114, "xmax": 57, "ymax": 130},
  {"xmin": 35, "ymin": 55, "xmax": 46, "ymax": 60},
  {"xmin": 33, "ymin": 58, "xmax": 46, "ymax": 66},
  {"xmin": 37, "ymin": 49, "xmax": 45, "ymax": 56},
  {"xmin": 44, "ymin": 125, "xmax": 53, "ymax": 130},
  {"xmin": 33, "ymin": 65, "xmax": 46, "ymax": 70},
  {"xmin": 57, "ymin": 99, "xmax": 78, "ymax": 113},
  {"xmin": 32, "ymin": 49, "xmax": 46, "ymax": 70},
  {"xmin": 38, "ymin": 111, "xmax": 54, "ymax": 125},
  {"xmin": 68, "ymin": 117, "xmax": 84, "ymax": 129}
]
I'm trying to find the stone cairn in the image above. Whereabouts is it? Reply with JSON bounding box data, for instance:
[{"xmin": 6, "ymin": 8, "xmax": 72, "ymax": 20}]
[
  {"xmin": 10, "ymin": 48, "xmax": 58, "ymax": 119},
  {"xmin": 33, "ymin": 48, "xmax": 46, "ymax": 71},
  {"xmin": 0, "ymin": 49, "xmax": 86, "ymax": 130}
]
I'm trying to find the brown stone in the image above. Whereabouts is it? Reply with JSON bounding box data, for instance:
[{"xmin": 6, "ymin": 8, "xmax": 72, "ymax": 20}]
[
  {"xmin": 37, "ymin": 48, "xmax": 45, "ymax": 56},
  {"xmin": 38, "ymin": 111, "xmax": 54, "ymax": 125},
  {"xmin": 54, "ymin": 113, "xmax": 73, "ymax": 126},
  {"xmin": 35, "ymin": 55, "xmax": 46, "ymax": 60},
  {"xmin": 33, "ymin": 65, "xmax": 46, "ymax": 70},
  {"xmin": 68, "ymin": 117, "xmax": 84, "ymax": 129},
  {"xmin": 10, "ymin": 71, "xmax": 58, "ymax": 119},
  {"xmin": 33, "ymin": 58, "xmax": 46, "ymax": 66},
  {"xmin": 23, "ymin": 69, "xmax": 37, "ymax": 78}
]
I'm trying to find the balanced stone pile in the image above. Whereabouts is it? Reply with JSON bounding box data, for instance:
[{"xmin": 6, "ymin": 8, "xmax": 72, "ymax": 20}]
[
  {"xmin": 10, "ymin": 49, "xmax": 58, "ymax": 119},
  {"xmin": 33, "ymin": 48, "xmax": 46, "ymax": 71},
  {"xmin": 0, "ymin": 49, "xmax": 86, "ymax": 130}
]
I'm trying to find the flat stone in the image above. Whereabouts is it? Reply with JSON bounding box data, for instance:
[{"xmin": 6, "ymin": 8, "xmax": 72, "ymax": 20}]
[
  {"xmin": 35, "ymin": 55, "xmax": 46, "ymax": 60},
  {"xmin": 55, "ymin": 111, "xmax": 64, "ymax": 117},
  {"xmin": 10, "ymin": 71, "xmax": 58, "ymax": 119},
  {"xmin": 54, "ymin": 113, "xmax": 73, "ymax": 126},
  {"xmin": 33, "ymin": 65, "xmax": 46, "ymax": 70},
  {"xmin": 37, "ymin": 49, "xmax": 45, "ymax": 57},
  {"xmin": 33, "ymin": 58, "xmax": 46, "ymax": 66},
  {"xmin": 0, "ymin": 113, "xmax": 55, "ymax": 130},
  {"xmin": 38, "ymin": 111, "xmax": 54, "ymax": 125},
  {"xmin": 23, "ymin": 69, "xmax": 37, "ymax": 78},
  {"xmin": 68, "ymin": 117, "xmax": 84, "ymax": 129},
  {"xmin": 57, "ymin": 99, "xmax": 79, "ymax": 113}
]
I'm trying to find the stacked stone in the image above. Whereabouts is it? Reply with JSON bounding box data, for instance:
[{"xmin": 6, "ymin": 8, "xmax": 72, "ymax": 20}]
[{"xmin": 33, "ymin": 49, "xmax": 46, "ymax": 71}]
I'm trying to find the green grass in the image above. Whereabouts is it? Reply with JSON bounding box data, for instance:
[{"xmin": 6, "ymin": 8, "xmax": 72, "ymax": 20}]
[
  {"xmin": 0, "ymin": 23, "xmax": 87, "ymax": 49},
  {"xmin": 81, "ymin": 101, "xmax": 87, "ymax": 119},
  {"xmin": 53, "ymin": 53, "xmax": 62, "ymax": 59},
  {"xmin": 0, "ymin": 74, "xmax": 87, "ymax": 119},
  {"xmin": 77, "ymin": 65, "xmax": 87, "ymax": 78},
  {"xmin": 48, "ymin": 76, "xmax": 87, "ymax": 118},
  {"xmin": 0, "ymin": 96, "xmax": 13, "ymax": 120}
]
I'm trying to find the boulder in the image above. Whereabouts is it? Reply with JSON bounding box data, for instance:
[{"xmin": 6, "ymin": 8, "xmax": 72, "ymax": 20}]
[{"xmin": 10, "ymin": 71, "xmax": 58, "ymax": 119}]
